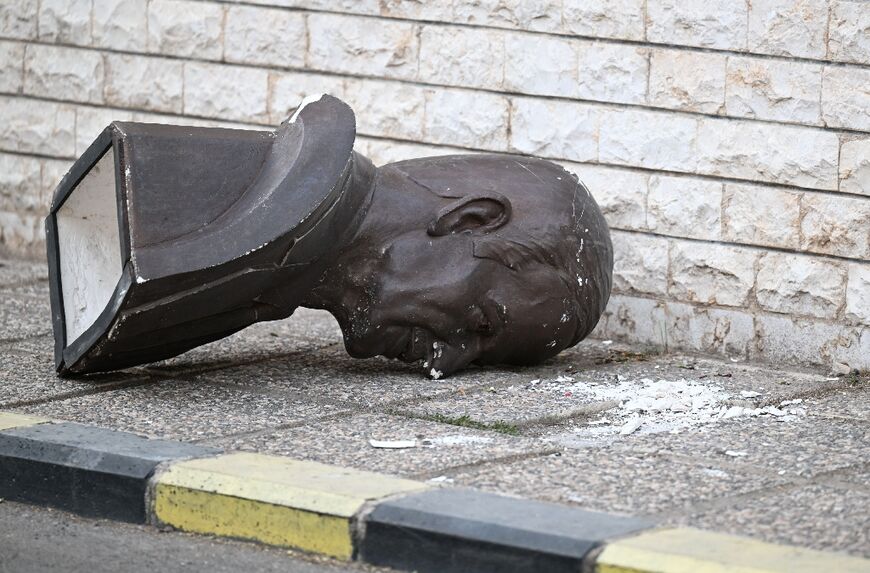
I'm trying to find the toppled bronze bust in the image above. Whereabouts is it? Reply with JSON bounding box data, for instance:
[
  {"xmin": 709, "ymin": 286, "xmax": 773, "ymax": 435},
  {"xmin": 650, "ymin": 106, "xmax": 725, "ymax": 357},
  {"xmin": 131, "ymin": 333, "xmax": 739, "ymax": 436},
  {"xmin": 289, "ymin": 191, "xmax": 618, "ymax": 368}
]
[{"xmin": 46, "ymin": 95, "xmax": 613, "ymax": 379}]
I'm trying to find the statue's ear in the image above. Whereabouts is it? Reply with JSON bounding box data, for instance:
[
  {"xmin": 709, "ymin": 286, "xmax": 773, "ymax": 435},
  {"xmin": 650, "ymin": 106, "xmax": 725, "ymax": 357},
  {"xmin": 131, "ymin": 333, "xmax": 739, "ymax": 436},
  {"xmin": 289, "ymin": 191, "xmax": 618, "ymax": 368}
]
[{"xmin": 427, "ymin": 193, "xmax": 512, "ymax": 236}]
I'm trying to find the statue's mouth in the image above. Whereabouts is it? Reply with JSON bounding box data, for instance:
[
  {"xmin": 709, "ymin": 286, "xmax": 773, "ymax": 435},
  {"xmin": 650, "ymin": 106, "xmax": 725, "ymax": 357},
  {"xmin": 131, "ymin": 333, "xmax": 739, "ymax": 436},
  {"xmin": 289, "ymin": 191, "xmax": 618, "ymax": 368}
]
[{"xmin": 397, "ymin": 326, "xmax": 430, "ymax": 363}]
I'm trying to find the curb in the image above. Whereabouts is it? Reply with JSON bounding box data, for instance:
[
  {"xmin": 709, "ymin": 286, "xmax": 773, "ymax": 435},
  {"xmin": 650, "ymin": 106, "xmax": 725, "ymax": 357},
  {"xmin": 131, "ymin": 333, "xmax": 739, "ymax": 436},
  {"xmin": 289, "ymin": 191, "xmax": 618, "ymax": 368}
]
[{"xmin": 1, "ymin": 411, "xmax": 867, "ymax": 572}]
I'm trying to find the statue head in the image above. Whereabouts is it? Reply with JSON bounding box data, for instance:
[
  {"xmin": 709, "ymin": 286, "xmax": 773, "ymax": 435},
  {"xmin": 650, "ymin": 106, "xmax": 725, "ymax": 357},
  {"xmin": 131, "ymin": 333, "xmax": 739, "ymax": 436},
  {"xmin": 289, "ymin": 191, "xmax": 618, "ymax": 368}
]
[{"xmin": 308, "ymin": 154, "xmax": 613, "ymax": 379}]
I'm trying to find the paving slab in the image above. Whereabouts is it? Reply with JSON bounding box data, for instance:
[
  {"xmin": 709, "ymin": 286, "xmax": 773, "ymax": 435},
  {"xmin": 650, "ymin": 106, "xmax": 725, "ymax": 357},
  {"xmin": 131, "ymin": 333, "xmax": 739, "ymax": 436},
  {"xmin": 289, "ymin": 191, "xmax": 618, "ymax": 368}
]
[
  {"xmin": 407, "ymin": 351, "xmax": 839, "ymax": 429},
  {"xmin": 209, "ymin": 413, "xmax": 553, "ymax": 479},
  {"xmin": 448, "ymin": 447, "xmax": 792, "ymax": 516},
  {"xmin": 805, "ymin": 388, "xmax": 870, "ymax": 422},
  {"xmin": 0, "ymin": 346, "xmax": 149, "ymax": 407},
  {"xmin": 0, "ymin": 292, "xmax": 52, "ymax": 341},
  {"xmin": 0, "ymin": 421, "xmax": 217, "ymax": 522},
  {"xmin": 202, "ymin": 347, "xmax": 483, "ymax": 408},
  {"xmin": 675, "ymin": 484, "xmax": 870, "ymax": 558},
  {"xmin": 838, "ymin": 466, "xmax": 870, "ymax": 487},
  {"xmin": 143, "ymin": 308, "xmax": 344, "ymax": 374},
  {"xmin": 18, "ymin": 380, "xmax": 348, "ymax": 441},
  {"xmin": 615, "ymin": 414, "xmax": 870, "ymax": 478},
  {"xmin": 0, "ymin": 258, "xmax": 48, "ymax": 289}
]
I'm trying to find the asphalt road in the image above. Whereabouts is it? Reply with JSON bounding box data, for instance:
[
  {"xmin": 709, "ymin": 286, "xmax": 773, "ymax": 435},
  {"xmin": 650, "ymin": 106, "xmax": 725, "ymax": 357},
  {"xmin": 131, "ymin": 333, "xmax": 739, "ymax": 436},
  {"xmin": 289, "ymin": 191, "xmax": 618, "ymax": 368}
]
[{"xmin": 0, "ymin": 500, "xmax": 375, "ymax": 573}]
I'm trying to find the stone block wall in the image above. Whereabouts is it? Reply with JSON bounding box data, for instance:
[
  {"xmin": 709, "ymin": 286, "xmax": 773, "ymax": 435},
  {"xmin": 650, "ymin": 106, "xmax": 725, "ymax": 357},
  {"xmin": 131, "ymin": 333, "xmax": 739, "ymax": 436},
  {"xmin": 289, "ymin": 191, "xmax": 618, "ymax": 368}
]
[{"xmin": 0, "ymin": 0, "xmax": 867, "ymax": 370}]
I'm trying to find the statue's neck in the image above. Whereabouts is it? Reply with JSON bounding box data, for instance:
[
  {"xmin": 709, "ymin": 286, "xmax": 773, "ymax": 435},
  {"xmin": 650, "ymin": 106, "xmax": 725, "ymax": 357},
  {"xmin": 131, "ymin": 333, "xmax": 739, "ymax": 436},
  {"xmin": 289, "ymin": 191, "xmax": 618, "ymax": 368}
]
[{"xmin": 277, "ymin": 151, "xmax": 378, "ymax": 312}]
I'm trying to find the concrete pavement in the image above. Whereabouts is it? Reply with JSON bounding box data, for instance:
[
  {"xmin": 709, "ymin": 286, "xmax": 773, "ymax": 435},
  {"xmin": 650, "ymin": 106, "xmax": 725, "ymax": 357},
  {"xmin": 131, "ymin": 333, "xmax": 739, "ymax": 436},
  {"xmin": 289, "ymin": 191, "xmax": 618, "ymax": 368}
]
[{"xmin": 1, "ymin": 256, "xmax": 868, "ymax": 562}]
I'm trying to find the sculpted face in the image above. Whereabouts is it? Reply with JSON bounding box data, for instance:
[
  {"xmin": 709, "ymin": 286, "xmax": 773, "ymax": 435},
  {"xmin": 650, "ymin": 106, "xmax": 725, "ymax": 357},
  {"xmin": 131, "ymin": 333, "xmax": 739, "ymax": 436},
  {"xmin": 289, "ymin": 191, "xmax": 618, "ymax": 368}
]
[{"xmin": 318, "ymin": 155, "xmax": 612, "ymax": 378}]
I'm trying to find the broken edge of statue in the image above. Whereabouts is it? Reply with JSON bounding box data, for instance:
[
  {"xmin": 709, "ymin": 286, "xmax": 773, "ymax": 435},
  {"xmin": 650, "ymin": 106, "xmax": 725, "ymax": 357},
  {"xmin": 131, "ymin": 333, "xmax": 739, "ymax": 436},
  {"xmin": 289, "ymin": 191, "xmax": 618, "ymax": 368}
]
[{"xmin": 46, "ymin": 94, "xmax": 613, "ymax": 379}]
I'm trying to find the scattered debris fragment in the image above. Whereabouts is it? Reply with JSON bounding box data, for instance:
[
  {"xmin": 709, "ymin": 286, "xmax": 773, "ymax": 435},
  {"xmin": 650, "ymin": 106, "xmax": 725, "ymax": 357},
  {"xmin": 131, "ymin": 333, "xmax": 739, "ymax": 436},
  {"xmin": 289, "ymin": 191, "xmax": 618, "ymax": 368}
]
[
  {"xmin": 619, "ymin": 417, "xmax": 643, "ymax": 435},
  {"xmin": 428, "ymin": 476, "xmax": 454, "ymax": 484},
  {"xmin": 780, "ymin": 399, "xmax": 803, "ymax": 406},
  {"xmin": 369, "ymin": 439, "xmax": 416, "ymax": 449},
  {"xmin": 724, "ymin": 450, "xmax": 748, "ymax": 457},
  {"xmin": 740, "ymin": 390, "xmax": 762, "ymax": 398}
]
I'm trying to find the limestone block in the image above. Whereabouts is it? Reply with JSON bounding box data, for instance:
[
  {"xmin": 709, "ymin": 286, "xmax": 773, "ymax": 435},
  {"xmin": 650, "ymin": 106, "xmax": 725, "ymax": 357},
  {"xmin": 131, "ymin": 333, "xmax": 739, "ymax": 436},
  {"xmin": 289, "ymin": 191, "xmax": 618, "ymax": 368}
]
[
  {"xmin": 839, "ymin": 138, "xmax": 870, "ymax": 197},
  {"xmin": 829, "ymin": 1, "xmax": 870, "ymax": 65},
  {"xmin": 38, "ymin": 0, "xmax": 92, "ymax": 44},
  {"xmin": 695, "ymin": 118, "xmax": 838, "ymax": 190},
  {"xmin": 647, "ymin": 175, "xmax": 721, "ymax": 240},
  {"xmin": 649, "ymin": 49, "xmax": 726, "ymax": 114},
  {"xmin": 564, "ymin": 163, "xmax": 647, "ymax": 230},
  {"xmin": 800, "ymin": 193, "xmax": 870, "ymax": 259},
  {"xmin": 0, "ymin": 211, "xmax": 42, "ymax": 254},
  {"xmin": 822, "ymin": 66, "xmax": 870, "ymax": 132},
  {"xmin": 562, "ymin": 0, "xmax": 644, "ymax": 41},
  {"xmin": 647, "ymin": 0, "xmax": 747, "ymax": 51},
  {"xmin": 343, "ymin": 79, "xmax": 426, "ymax": 140},
  {"xmin": 504, "ymin": 32, "xmax": 577, "ymax": 97},
  {"xmin": 0, "ymin": 0, "xmax": 37, "ymax": 40},
  {"xmin": 183, "ymin": 63, "xmax": 269, "ymax": 124},
  {"xmin": 356, "ymin": 137, "xmax": 456, "ymax": 166},
  {"xmin": 846, "ymin": 264, "xmax": 870, "ymax": 325},
  {"xmin": 423, "ymin": 89, "xmax": 509, "ymax": 150},
  {"xmin": 105, "ymin": 54, "xmax": 183, "ymax": 114},
  {"xmin": 509, "ymin": 98, "xmax": 598, "ymax": 162},
  {"xmin": 725, "ymin": 57, "xmax": 822, "ymax": 125},
  {"xmin": 722, "ymin": 183, "xmax": 800, "ymax": 249},
  {"xmin": 753, "ymin": 313, "xmax": 868, "ymax": 370},
  {"xmin": 24, "ymin": 45, "xmax": 104, "ymax": 105},
  {"xmin": 41, "ymin": 158, "xmax": 72, "ymax": 207},
  {"xmin": 454, "ymin": 0, "xmax": 562, "ymax": 33},
  {"xmin": 147, "ymin": 0, "xmax": 223, "ymax": 59},
  {"xmin": 611, "ymin": 232, "xmax": 668, "ymax": 296},
  {"xmin": 0, "ymin": 154, "xmax": 42, "ymax": 213},
  {"xmin": 225, "ymin": 6, "xmax": 306, "ymax": 68},
  {"xmin": 599, "ymin": 294, "xmax": 668, "ymax": 347},
  {"xmin": 756, "ymin": 252, "xmax": 846, "ymax": 319},
  {"xmin": 577, "ymin": 42, "xmax": 647, "ymax": 105},
  {"xmin": 669, "ymin": 242, "xmax": 756, "ymax": 307},
  {"xmin": 93, "ymin": 0, "xmax": 147, "ymax": 51},
  {"xmin": 599, "ymin": 108, "xmax": 698, "ymax": 173},
  {"xmin": 419, "ymin": 27, "xmax": 504, "ymax": 90},
  {"xmin": 0, "ymin": 42, "xmax": 24, "ymax": 94},
  {"xmin": 269, "ymin": 72, "xmax": 345, "ymax": 125},
  {"xmin": 74, "ymin": 106, "xmax": 134, "ymax": 156},
  {"xmin": 0, "ymin": 98, "xmax": 75, "ymax": 157},
  {"xmin": 666, "ymin": 302, "xmax": 754, "ymax": 358},
  {"xmin": 308, "ymin": 14, "xmax": 418, "ymax": 80},
  {"xmin": 747, "ymin": 0, "xmax": 827, "ymax": 59},
  {"xmin": 381, "ymin": 0, "xmax": 453, "ymax": 21}
]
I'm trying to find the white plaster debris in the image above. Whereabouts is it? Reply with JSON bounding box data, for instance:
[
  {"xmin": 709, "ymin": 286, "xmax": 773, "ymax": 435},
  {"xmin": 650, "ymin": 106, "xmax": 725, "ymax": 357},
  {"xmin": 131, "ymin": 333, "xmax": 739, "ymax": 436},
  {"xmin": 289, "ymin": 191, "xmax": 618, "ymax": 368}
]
[
  {"xmin": 429, "ymin": 368, "xmax": 443, "ymax": 380},
  {"xmin": 428, "ymin": 476, "xmax": 455, "ymax": 483},
  {"xmin": 724, "ymin": 450, "xmax": 748, "ymax": 457},
  {"xmin": 527, "ymin": 374, "xmax": 808, "ymax": 441},
  {"xmin": 619, "ymin": 417, "xmax": 643, "ymax": 435},
  {"xmin": 368, "ymin": 438, "xmax": 416, "ymax": 449}
]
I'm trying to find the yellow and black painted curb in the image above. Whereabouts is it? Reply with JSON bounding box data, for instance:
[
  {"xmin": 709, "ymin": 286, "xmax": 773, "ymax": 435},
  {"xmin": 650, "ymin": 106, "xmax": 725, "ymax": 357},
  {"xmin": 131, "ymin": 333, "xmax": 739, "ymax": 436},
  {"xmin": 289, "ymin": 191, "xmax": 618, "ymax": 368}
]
[{"xmin": 1, "ymin": 411, "xmax": 867, "ymax": 572}]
